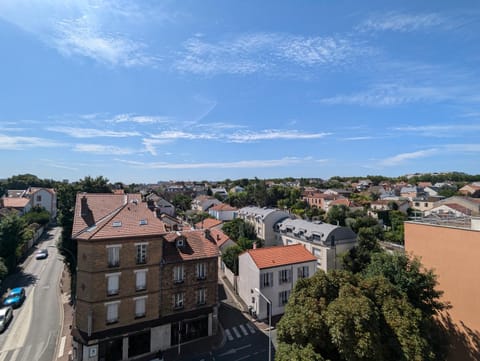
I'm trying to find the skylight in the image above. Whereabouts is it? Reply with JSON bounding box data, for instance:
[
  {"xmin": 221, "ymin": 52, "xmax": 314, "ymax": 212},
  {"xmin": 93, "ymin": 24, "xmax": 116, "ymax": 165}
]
[
  {"xmin": 139, "ymin": 219, "xmax": 148, "ymax": 225},
  {"xmin": 112, "ymin": 221, "xmax": 122, "ymax": 227}
]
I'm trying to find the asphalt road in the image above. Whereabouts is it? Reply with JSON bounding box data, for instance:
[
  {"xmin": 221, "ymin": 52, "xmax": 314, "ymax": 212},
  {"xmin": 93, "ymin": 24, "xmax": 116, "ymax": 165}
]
[{"xmin": 0, "ymin": 226, "xmax": 64, "ymax": 361}]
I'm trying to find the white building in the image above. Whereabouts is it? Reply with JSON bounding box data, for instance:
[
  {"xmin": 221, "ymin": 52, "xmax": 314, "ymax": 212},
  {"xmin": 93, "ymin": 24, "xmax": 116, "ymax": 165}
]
[
  {"xmin": 191, "ymin": 196, "xmax": 221, "ymax": 212},
  {"xmin": 1, "ymin": 187, "xmax": 57, "ymax": 219},
  {"xmin": 208, "ymin": 203, "xmax": 237, "ymax": 221},
  {"xmin": 237, "ymin": 207, "xmax": 290, "ymax": 246},
  {"xmin": 238, "ymin": 244, "xmax": 317, "ymax": 319},
  {"xmin": 275, "ymin": 219, "xmax": 357, "ymax": 271}
]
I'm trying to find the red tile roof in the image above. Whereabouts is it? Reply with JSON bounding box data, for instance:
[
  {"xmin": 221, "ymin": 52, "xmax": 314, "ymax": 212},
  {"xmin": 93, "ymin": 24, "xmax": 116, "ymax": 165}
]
[
  {"xmin": 2, "ymin": 197, "xmax": 30, "ymax": 208},
  {"xmin": 210, "ymin": 203, "xmax": 237, "ymax": 212},
  {"xmin": 244, "ymin": 244, "xmax": 317, "ymax": 269},
  {"xmin": 163, "ymin": 230, "xmax": 220, "ymax": 262},
  {"xmin": 210, "ymin": 229, "xmax": 231, "ymax": 248},
  {"xmin": 72, "ymin": 193, "xmax": 165, "ymax": 240},
  {"xmin": 195, "ymin": 218, "xmax": 223, "ymax": 229}
]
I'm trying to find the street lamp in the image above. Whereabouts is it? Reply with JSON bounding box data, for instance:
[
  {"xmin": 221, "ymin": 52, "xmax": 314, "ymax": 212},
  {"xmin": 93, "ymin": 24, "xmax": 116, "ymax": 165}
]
[{"xmin": 254, "ymin": 287, "xmax": 272, "ymax": 361}]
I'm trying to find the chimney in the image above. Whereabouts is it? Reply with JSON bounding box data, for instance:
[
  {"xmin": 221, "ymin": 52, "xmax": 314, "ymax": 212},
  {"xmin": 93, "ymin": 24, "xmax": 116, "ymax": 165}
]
[
  {"xmin": 81, "ymin": 196, "xmax": 88, "ymax": 216},
  {"xmin": 253, "ymin": 242, "xmax": 257, "ymax": 249}
]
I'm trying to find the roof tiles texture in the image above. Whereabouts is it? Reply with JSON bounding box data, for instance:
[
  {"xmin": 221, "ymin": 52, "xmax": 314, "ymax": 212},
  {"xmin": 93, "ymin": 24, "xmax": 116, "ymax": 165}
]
[
  {"xmin": 72, "ymin": 193, "xmax": 165, "ymax": 240},
  {"xmin": 195, "ymin": 218, "xmax": 223, "ymax": 229},
  {"xmin": 163, "ymin": 230, "xmax": 219, "ymax": 263},
  {"xmin": 245, "ymin": 244, "xmax": 317, "ymax": 269},
  {"xmin": 2, "ymin": 197, "xmax": 30, "ymax": 208}
]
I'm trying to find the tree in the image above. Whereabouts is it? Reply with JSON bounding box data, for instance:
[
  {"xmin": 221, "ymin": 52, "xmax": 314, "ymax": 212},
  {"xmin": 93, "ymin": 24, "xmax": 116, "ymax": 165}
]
[
  {"xmin": 222, "ymin": 218, "xmax": 257, "ymax": 242},
  {"xmin": 171, "ymin": 194, "xmax": 192, "ymax": 213},
  {"xmin": 0, "ymin": 212, "xmax": 29, "ymax": 273},
  {"xmin": 77, "ymin": 175, "xmax": 112, "ymax": 193},
  {"xmin": 23, "ymin": 206, "xmax": 51, "ymax": 226},
  {"xmin": 221, "ymin": 244, "xmax": 243, "ymax": 274},
  {"xmin": 342, "ymin": 226, "xmax": 383, "ymax": 274},
  {"xmin": 325, "ymin": 205, "xmax": 348, "ymax": 226},
  {"xmin": 0, "ymin": 257, "xmax": 8, "ymax": 282}
]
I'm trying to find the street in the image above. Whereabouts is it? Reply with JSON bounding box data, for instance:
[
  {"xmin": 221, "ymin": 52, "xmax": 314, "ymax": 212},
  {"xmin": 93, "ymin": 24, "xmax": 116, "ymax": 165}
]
[{"xmin": 0, "ymin": 226, "xmax": 64, "ymax": 361}]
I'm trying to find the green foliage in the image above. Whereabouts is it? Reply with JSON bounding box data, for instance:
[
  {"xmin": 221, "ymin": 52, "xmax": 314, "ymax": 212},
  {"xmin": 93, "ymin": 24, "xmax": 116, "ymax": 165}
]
[
  {"xmin": 325, "ymin": 205, "xmax": 348, "ymax": 226},
  {"xmin": 0, "ymin": 257, "xmax": 8, "ymax": 282},
  {"xmin": 342, "ymin": 226, "xmax": 382, "ymax": 274},
  {"xmin": 23, "ymin": 206, "xmax": 51, "ymax": 226},
  {"xmin": 0, "ymin": 212, "xmax": 29, "ymax": 273},
  {"xmin": 277, "ymin": 256, "xmax": 447, "ymax": 361},
  {"xmin": 171, "ymin": 194, "xmax": 192, "ymax": 212},
  {"xmin": 221, "ymin": 244, "xmax": 243, "ymax": 274},
  {"xmin": 222, "ymin": 218, "xmax": 257, "ymax": 242},
  {"xmin": 76, "ymin": 175, "xmax": 112, "ymax": 193},
  {"xmin": 189, "ymin": 212, "xmax": 211, "ymax": 226}
]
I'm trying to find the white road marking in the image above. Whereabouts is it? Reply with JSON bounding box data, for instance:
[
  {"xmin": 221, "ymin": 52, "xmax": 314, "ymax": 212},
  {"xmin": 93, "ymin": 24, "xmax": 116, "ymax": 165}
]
[
  {"xmin": 246, "ymin": 323, "xmax": 256, "ymax": 334},
  {"xmin": 18, "ymin": 344, "xmax": 32, "ymax": 361},
  {"xmin": 9, "ymin": 348, "xmax": 20, "ymax": 361},
  {"xmin": 57, "ymin": 336, "xmax": 66, "ymax": 358},
  {"xmin": 225, "ymin": 328, "xmax": 234, "ymax": 341},
  {"xmin": 239, "ymin": 324, "xmax": 248, "ymax": 336},
  {"xmin": 0, "ymin": 350, "xmax": 10, "ymax": 361},
  {"xmin": 232, "ymin": 326, "xmax": 241, "ymax": 338}
]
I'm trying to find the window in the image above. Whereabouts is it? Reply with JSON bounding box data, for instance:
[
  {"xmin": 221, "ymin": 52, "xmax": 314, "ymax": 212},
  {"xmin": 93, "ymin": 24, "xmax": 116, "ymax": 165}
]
[
  {"xmin": 278, "ymin": 290, "xmax": 290, "ymax": 306},
  {"xmin": 135, "ymin": 243, "xmax": 147, "ymax": 264},
  {"xmin": 279, "ymin": 269, "xmax": 291, "ymax": 284},
  {"xmin": 134, "ymin": 297, "xmax": 147, "ymax": 318},
  {"xmin": 173, "ymin": 265, "xmax": 184, "ymax": 283},
  {"xmin": 173, "ymin": 293, "xmax": 184, "ymax": 309},
  {"xmin": 36, "ymin": 195, "xmax": 42, "ymax": 202},
  {"xmin": 135, "ymin": 269, "xmax": 147, "ymax": 291},
  {"xmin": 196, "ymin": 263, "xmax": 207, "ymax": 280},
  {"xmin": 107, "ymin": 245, "xmax": 121, "ymax": 267},
  {"xmin": 261, "ymin": 272, "xmax": 273, "ymax": 288},
  {"xmin": 106, "ymin": 273, "xmax": 120, "ymax": 296},
  {"xmin": 298, "ymin": 266, "xmax": 309, "ymax": 279},
  {"xmin": 105, "ymin": 301, "xmax": 119, "ymax": 324},
  {"xmin": 197, "ymin": 288, "xmax": 206, "ymax": 305},
  {"xmin": 313, "ymin": 248, "xmax": 322, "ymax": 267}
]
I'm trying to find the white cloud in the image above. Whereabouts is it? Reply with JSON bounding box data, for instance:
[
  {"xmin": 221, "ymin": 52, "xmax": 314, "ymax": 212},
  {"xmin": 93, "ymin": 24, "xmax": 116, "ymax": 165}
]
[
  {"xmin": 107, "ymin": 114, "xmax": 172, "ymax": 124},
  {"xmin": 142, "ymin": 138, "xmax": 173, "ymax": 156},
  {"xmin": 0, "ymin": 134, "xmax": 64, "ymax": 150},
  {"xmin": 359, "ymin": 12, "xmax": 447, "ymax": 33},
  {"xmin": 50, "ymin": 127, "xmax": 141, "ymax": 138},
  {"xmin": 380, "ymin": 149, "xmax": 438, "ymax": 166},
  {"xmin": 73, "ymin": 144, "xmax": 136, "ymax": 155},
  {"xmin": 175, "ymin": 33, "xmax": 371, "ymax": 75},
  {"xmin": 117, "ymin": 157, "xmax": 327, "ymax": 169},
  {"xmin": 149, "ymin": 131, "xmax": 216, "ymax": 140},
  {"xmin": 342, "ymin": 136, "xmax": 374, "ymax": 141},
  {"xmin": 394, "ymin": 124, "xmax": 480, "ymax": 134},
  {"xmin": 228, "ymin": 130, "xmax": 331, "ymax": 143}
]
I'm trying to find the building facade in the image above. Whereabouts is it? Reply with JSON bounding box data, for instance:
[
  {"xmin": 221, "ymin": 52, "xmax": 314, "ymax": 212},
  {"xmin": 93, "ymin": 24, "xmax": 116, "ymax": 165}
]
[{"xmin": 237, "ymin": 207, "xmax": 290, "ymax": 246}]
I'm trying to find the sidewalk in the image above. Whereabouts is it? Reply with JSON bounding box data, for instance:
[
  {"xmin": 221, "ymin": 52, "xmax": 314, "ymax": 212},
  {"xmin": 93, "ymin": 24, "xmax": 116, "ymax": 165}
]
[{"xmin": 56, "ymin": 266, "xmax": 74, "ymax": 361}]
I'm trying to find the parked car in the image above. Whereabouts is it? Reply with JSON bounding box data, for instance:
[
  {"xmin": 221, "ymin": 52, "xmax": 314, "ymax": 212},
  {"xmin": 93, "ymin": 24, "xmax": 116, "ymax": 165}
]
[
  {"xmin": 0, "ymin": 306, "xmax": 13, "ymax": 332},
  {"xmin": 35, "ymin": 248, "xmax": 49, "ymax": 260},
  {"xmin": 3, "ymin": 287, "xmax": 26, "ymax": 308}
]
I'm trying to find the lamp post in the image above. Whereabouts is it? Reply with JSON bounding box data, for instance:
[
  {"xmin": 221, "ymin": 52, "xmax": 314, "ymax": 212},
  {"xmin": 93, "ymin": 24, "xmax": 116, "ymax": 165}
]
[{"xmin": 254, "ymin": 287, "xmax": 271, "ymax": 361}]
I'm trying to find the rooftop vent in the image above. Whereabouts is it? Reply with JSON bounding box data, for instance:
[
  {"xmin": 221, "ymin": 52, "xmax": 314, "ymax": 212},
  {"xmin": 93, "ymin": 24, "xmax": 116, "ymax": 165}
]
[
  {"xmin": 139, "ymin": 219, "xmax": 148, "ymax": 225},
  {"xmin": 112, "ymin": 221, "xmax": 122, "ymax": 227}
]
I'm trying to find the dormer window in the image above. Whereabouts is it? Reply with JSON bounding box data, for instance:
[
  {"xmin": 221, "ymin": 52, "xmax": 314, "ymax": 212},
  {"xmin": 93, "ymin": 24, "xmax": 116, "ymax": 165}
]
[
  {"xmin": 112, "ymin": 221, "xmax": 122, "ymax": 227},
  {"xmin": 176, "ymin": 237, "xmax": 185, "ymax": 247}
]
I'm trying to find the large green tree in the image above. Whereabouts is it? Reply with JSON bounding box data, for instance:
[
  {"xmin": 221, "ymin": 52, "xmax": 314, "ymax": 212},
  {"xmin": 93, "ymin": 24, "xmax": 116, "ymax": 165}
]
[{"xmin": 0, "ymin": 212, "xmax": 29, "ymax": 273}]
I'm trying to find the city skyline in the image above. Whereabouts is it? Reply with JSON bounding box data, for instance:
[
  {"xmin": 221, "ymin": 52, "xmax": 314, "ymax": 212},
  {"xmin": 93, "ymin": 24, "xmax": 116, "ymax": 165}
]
[{"xmin": 1, "ymin": 1, "xmax": 479, "ymax": 184}]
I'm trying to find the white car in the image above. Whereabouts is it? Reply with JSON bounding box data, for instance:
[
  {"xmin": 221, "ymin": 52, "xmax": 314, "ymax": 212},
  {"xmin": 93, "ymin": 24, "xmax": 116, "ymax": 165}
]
[{"xmin": 0, "ymin": 307, "xmax": 13, "ymax": 333}]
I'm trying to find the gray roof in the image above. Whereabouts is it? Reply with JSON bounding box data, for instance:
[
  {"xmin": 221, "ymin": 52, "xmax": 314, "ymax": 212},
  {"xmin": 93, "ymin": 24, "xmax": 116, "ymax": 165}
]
[{"xmin": 238, "ymin": 206, "xmax": 287, "ymax": 219}]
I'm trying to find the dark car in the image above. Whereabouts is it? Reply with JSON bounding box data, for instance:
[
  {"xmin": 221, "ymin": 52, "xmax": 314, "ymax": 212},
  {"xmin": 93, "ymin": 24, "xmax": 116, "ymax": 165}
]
[
  {"xmin": 3, "ymin": 287, "xmax": 26, "ymax": 308},
  {"xmin": 35, "ymin": 248, "xmax": 49, "ymax": 259},
  {"xmin": 0, "ymin": 306, "xmax": 13, "ymax": 333}
]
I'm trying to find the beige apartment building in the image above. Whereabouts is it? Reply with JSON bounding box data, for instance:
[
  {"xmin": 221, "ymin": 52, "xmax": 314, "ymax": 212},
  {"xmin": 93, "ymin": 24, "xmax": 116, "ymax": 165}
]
[
  {"xmin": 71, "ymin": 193, "xmax": 218, "ymax": 361},
  {"xmin": 405, "ymin": 218, "xmax": 480, "ymax": 361}
]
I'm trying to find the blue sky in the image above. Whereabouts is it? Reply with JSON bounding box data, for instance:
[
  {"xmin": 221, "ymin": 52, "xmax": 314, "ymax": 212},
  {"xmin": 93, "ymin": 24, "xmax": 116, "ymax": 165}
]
[{"xmin": 1, "ymin": 1, "xmax": 479, "ymax": 184}]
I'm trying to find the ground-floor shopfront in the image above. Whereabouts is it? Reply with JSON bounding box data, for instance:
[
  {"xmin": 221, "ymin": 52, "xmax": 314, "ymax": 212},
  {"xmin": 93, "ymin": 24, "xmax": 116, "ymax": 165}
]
[{"xmin": 73, "ymin": 309, "xmax": 217, "ymax": 361}]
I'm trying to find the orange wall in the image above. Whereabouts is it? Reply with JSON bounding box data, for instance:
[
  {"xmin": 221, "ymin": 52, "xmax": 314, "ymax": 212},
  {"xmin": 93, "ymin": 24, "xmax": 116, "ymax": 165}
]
[{"xmin": 405, "ymin": 222, "xmax": 480, "ymax": 333}]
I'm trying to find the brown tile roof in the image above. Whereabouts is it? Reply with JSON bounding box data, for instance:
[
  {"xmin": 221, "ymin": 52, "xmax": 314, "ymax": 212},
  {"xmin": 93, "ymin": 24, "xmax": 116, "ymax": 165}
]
[
  {"xmin": 2, "ymin": 197, "xmax": 30, "ymax": 208},
  {"xmin": 28, "ymin": 187, "xmax": 56, "ymax": 195},
  {"xmin": 72, "ymin": 193, "xmax": 165, "ymax": 240},
  {"xmin": 443, "ymin": 203, "xmax": 471, "ymax": 215},
  {"xmin": 244, "ymin": 244, "xmax": 317, "ymax": 270},
  {"xmin": 329, "ymin": 198, "xmax": 351, "ymax": 207},
  {"xmin": 209, "ymin": 203, "xmax": 237, "ymax": 212},
  {"xmin": 195, "ymin": 218, "xmax": 223, "ymax": 229},
  {"xmin": 163, "ymin": 230, "xmax": 219, "ymax": 263},
  {"xmin": 210, "ymin": 229, "xmax": 231, "ymax": 248}
]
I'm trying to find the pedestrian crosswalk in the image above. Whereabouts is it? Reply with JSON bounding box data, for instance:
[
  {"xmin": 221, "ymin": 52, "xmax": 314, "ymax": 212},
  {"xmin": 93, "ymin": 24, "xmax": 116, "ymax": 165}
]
[{"xmin": 224, "ymin": 323, "xmax": 257, "ymax": 342}]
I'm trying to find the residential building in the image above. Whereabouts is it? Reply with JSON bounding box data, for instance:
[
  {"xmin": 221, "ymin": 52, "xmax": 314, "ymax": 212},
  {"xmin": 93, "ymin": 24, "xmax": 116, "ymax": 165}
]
[
  {"xmin": 405, "ymin": 218, "xmax": 480, "ymax": 361},
  {"xmin": 160, "ymin": 230, "xmax": 219, "ymax": 351},
  {"xmin": 1, "ymin": 186, "xmax": 57, "ymax": 219},
  {"xmin": 274, "ymin": 219, "xmax": 357, "ymax": 271},
  {"xmin": 370, "ymin": 199, "xmax": 410, "ymax": 214},
  {"xmin": 208, "ymin": 203, "xmax": 237, "ymax": 221},
  {"xmin": 459, "ymin": 182, "xmax": 480, "ymax": 196},
  {"xmin": 71, "ymin": 193, "xmax": 219, "ymax": 361},
  {"xmin": 146, "ymin": 194, "xmax": 175, "ymax": 217},
  {"xmin": 237, "ymin": 207, "xmax": 290, "ymax": 246},
  {"xmin": 194, "ymin": 218, "xmax": 223, "ymax": 230},
  {"xmin": 191, "ymin": 196, "xmax": 221, "ymax": 212},
  {"xmin": 237, "ymin": 244, "xmax": 317, "ymax": 319},
  {"xmin": 410, "ymin": 196, "xmax": 444, "ymax": 213}
]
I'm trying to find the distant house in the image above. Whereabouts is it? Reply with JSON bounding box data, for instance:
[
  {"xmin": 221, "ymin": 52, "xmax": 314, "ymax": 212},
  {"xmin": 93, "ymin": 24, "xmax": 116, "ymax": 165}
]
[
  {"xmin": 191, "ymin": 196, "xmax": 221, "ymax": 212},
  {"xmin": 208, "ymin": 203, "xmax": 237, "ymax": 221},
  {"xmin": 1, "ymin": 187, "xmax": 57, "ymax": 219},
  {"xmin": 275, "ymin": 218, "xmax": 357, "ymax": 271},
  {"xmin": 237, "ymin": 207, "xmax": 290, "ymax": 246},
  {"xmin": 211, "ymin": 187, "xmax": 228, "ymax": 198},
  {"xmin": 237, "ymin": 244, "xmax": 317, "ymax": 319},
  {"xmin": 425, "ymin": 203, "xmax": 472, "ymax": 218},
  {"xmin": 370, "ymin": 200, "xmax": 410, "ymax": 214},
  {"xmin": 459, "ymin": 182, "xmax": 480, "ymax": 196},
  {"xmin": 195, "ymin": 218, "xmax": 223, "ymax": 230},
  {"xmin": 229, "ymin": 186, "xmax": 244, "ymax": 194},
  {"xmin": 400, "ymin": 186, "xmax": 423, "ymax": 200},
  {"xmin": 146, "ymin": 194, "xmax": 175, "ymax": 217},
  {"xmin": 410, "ymin": 197, "xmax": 443, "ymax": 213},
  {"xmin": 210, "ymin": 228, "xmax": 235, "ymax": 253}
]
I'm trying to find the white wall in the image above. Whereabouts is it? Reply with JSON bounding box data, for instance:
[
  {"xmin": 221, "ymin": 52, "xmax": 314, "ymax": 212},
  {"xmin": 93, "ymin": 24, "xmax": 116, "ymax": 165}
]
[
  {"xmin": 237, "ymin": 253, "xmax": 259, "ymax": 316},
  {"xmin": 31, "ymin": 189, "xmax": 57, "ymax": 218}
]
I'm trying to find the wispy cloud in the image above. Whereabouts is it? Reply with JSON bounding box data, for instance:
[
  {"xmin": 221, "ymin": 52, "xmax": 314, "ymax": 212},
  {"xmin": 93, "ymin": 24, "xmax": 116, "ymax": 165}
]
[
  {"xmin": 0, "ymin": 1, "xmax": 159, "ymax": 67},
  {"xmin": 175, "ymin": 33, "xmax": 372, "ymax": 75},
  {"xmin": 319, "ymin": 83, "xmax": 454, "ymax": 106},
  {"xmin": 106, "ymin": 113, "xmax": 172, "ymax": 124},
  {"xmin": 142, "ymin": 138, "xmax": 172, "ymax": 156},
  {"xmin": 149, "ymin": 131, "xmax": 216, "ymax": 140},
  {"xmin": 50, "ymin": 127, "xmax": 141, "ymax": 138},
  {"xmin": 117, "ymin": 156, "xmax": 327, "ymax": 169},
  {"xmin": 342, "ymin": 136, "xmax": 375, "ymax": 141},
  {"xmin": 393, "ymin": 124, "xmax": 480, "ymax": 137},
  {"xmin": 380, "ymin": 149, "xmax": 438, "ymax": 166},
  {"xmin": 73, "ymin": 143, "xmax": 137, "ymax": 155},
  {"xmin": 0, "ymin": 134, "xmax": 64, "ymax": 150},
  {"xmin": 358, "ymin": 12, "xmax": 448, "ymax": 33},
  {"xmin": 228, "ymin": 130, "xmax": 331, "ymax": 143}
]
